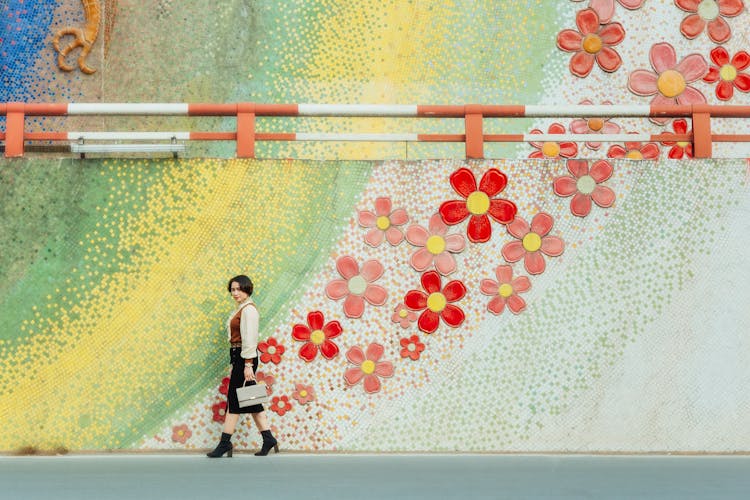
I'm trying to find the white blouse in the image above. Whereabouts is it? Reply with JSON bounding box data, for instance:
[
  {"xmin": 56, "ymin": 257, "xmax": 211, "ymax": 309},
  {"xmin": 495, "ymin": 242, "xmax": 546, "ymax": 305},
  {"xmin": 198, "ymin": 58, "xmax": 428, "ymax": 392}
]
[{"xmin": 227, "ymin": 298, "xmax": 259, "ymax": 359}]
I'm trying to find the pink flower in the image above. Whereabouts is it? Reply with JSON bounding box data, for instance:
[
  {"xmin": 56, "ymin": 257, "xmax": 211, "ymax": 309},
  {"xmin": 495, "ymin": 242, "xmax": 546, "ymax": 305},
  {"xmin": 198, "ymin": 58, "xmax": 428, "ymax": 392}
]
[
  {"xmin": 255, "ymin": 371, "xmax": 275, "ymax": 395},
  {"xmin": 358, "ymin": 197, "xmax": 409, "ymax": 247},
  {"xmin": 502, "ymin": 213, "xmax": 565, "ymax": 275},
  {"xmin": 404, "ymin": 271, "xmax": 467, "ymax": 334},
  {"xmin": 391, "ymin": 303, "xmax": 417, "ymax": 328},
  {"xmin": 557, "ymin": 8, "xmax": 625, "ymax": 78},
  {"xmin": 528, "ymin": 123, "xmax": 579, "ymax": 159},
  {"xmin": 703, "ymin": 46, "xmax": 750, "ymax": 101},
  {"xmin": 553, "ymin": 159, "xmax": 616, "ymax": 217},
  {"xmin": 480, "ymin": 265, "xmax": 531, "ymax": 315},
  {"xmin": 399, "ymin": 335, "xmax": 426, "ymax": 361},
  {"xmin": 343, "ymin": 343, "xmax": 394, "ymax": 394},
  {"xmin": 627, "ymin": 43, "xmax": 708, "ymax": 124},
  {"xmin": 292, "ymin": 383, "xmax": 315, "ymax": 405},
  {"xmin": 325, "ymin": 256, "xmax": 388, "ymax": 318},
  {"xmin": 171, "ymin": 424, "xmax": 192, "ymax": 444},
  {"xmin": 607, "ymin": 136, "xmax": 661, "ymax": 160},
  {"xmin": 292, "ymin": 311, "xmax": 342, "ymax": 362},
  {"xmin": 569, "ymin": 99, "xmax": 622, "ymax": 151},
  {"xmin": 660, "ymin": 119, "xmax": 694, "ymax": 159},
  {"xmin": 676, "ymin": 0, "xmax": 744, "ymax": 44},
  {"xmin": 588, "ymin": 0, "xmax": 646, "ymax": 23},
  {"xmin": 406, "ymin": 214, "xmax": 466, "ymax": 275}
]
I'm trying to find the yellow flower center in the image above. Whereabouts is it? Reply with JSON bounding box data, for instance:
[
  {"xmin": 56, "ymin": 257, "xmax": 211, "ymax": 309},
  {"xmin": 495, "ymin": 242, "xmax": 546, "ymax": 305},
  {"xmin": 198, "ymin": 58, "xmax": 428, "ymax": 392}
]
[
  {"xmin": 625, "ymin": 150, "xmax": 644, "ymax": 160},
  {"xmin": 427, "ymin": 292, "xmax": 447, "ymax": 313},
  {"xmin": 348, "ymin": 275, "xmax": 367, "ymax": 295},
  {"xmin": 522, "ymin": 232, "xmax": 542, "ymax": 252},
  {"xmin": 582, "ymin": 33, "xmax": 603, "ymax": 54},
  {"xmin": 466, "ymin": 191, "xmax": 490, "ymax": 215},
  {"xmin": 177, "ymin": 430, "xmax": 185, "ymax": 437},
  {"xmin": 361, "ymin": 360, "xmax": 376, "ymax": 375},
  {"xmin": 657, "ymin": 69, "xmax": 686, "ymax": 98},
  {"xmin": 310, "ymin": 329, "xmax": 325, "ymax": 345},
  {"xmin": 498, "ymin": 283, "xmax": 514, "ymax": 298},
  {"xmin": 426, "ymin": 235, "xmax": 447, "ymax": 255},
  {"xmin": 398, "ymin": 309, "xmax": 408, "ymax": 318},
  {"xmin": 299, "ymin": 390, "xmax": 308, "ymax": 398},
  {"xmin": 576, "ymin": 175, "xmax": 596, "ymax": 195},
  {"xmin": 720, "ymin": 64, "xmax": 737, "ymax": 82},
  {"xmin": 587, "ymin": 118, "xmax": 604, "ymax": 132},
  {"xmin": 697, "ymin": 0, "xmax": 719, "ymax": 20},
  {"xmin": 541, "ymin": 142, "xmax": 560, "ymax": 158},
  {"xmin": 376, "ymin": 215, "xmax": 391, "ymax": 230}
]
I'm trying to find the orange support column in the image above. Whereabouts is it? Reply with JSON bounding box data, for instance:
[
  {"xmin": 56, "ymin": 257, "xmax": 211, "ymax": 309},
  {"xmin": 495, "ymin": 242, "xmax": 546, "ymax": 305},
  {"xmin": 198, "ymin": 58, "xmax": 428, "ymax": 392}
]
[
  {"xmin": 4, "ymin": 102, "xmax": 25, "ymax": 158},
  {"xmin": 692, "ymin": 104, "xmax": 712, "ymax": 158},
  {"xmin": 465, "ymin": 104, "xmax": 484, "ymax": 159},
  {"xmin": 236, "ymin": 103, "xmax": 256, "ymax": 158}
]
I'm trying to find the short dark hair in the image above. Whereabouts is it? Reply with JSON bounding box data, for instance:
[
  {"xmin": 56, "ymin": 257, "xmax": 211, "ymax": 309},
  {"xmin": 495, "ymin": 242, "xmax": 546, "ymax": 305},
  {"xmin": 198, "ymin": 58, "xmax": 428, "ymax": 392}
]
[{"xmin": 227, "ymin": 275, "xmax": 254, "ymax": 295}]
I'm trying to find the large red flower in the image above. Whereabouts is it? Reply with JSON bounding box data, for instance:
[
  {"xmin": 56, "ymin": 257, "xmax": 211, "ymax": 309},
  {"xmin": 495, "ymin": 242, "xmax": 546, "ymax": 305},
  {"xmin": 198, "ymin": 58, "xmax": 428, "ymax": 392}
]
[
  {"xmin": 660, "ymin": 119, "xmax": 694, "ymax": 159},
  {"xmin": 703, "ymin": 46, "xmax": 750, "ymax": 101},
  {"xmin": 502, "ymin": 213, "xmax": 565, "ymax": 275},
  {"xmin": 557, "ymin": 8, "xmax": 625, "ymax": 78},
  {"xmin": 292, "ymin": 311, "xmax": 342, "ymax": 362},
  {"xmin": 676, "ymin": 0, "xmax": 744, "ymax": 44},
  {"xmin": 528, "ymin": 123, "xmax": 579, "ymax": 160},
  {"xmin": 343, "ymin": 343, "xmax": 394, "ymax": 394},
  {"xmin": 258, "ymin": 337, "xmax": 285, "ymax": 364},
  {"xmin": 404, "ymin": 270, "xmax": 467, "ymax": 334},
  {"xmin": 553, "ymin": 159, "xmax": 616, "ymax": 217},
  {"xmin": 438, "ymin": 167, "xmax": 517, "ymax": 243}
]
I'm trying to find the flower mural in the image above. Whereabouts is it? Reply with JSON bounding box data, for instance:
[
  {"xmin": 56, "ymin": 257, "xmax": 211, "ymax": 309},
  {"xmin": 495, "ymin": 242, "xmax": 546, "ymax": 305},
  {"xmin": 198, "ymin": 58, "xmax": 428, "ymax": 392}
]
[
  {"xmin": 258, "ymin": 337, "xmax": 285, "ymax": 365},
  {"xmin": 480, "ymin": 265, "xmax": 531, "ymax": 315},
  {"xmin": 438, "ymin": 167, "xmax": 517, "ymax": 243},
  {"xmin": 406, "ymin": 213, "xmax": 466, "ymax": 275},
  {"xmin": 553, "ymin": 159, "xmax": 616, "ymax": 217},
  {"xmin": 404, "ymin": 270, "xmax": 467, "ymax": 334},
  {"xmin": 607, "ymin": 136, "xmax": 661, "ymax": 160},
  {"xmin": 627, "ymin": 42, "xmax": 708, "ymax": 124},
  {"xmin": 528, "ymin": 123, "xmax": 579, "ymax": 160},
  {"xmin": 270, "ymin": 395, "xmax": 292, "ymax": 416},
  {"xmin": 675, "ymin": 0, "xmax": 744, "ymax": 44},
  {"xmin": 661, "ymin": 119, "xmax": 694, "ymax": 159},
  {"xmin": 502, "ymin": 213, "xmax": 565, "ymax": 275},
  {"xmin": 292, "ymin": 383, "xmax": 316, "ymax": 405},
  {"xmin": 325, "ymin": 256, "xmax": 388, "ymax": 318},
  {"xmin": 171, "ymin": 424, "xmax": 192, "ymax": 444},
  {"xmin": 292, "ymin": 311, "xmax": 343, "ymax": 362},
  {"xmin": 703, "ymin": 46, "xmax": 750, "ymax": 101},
  {"xmin": 557, "ymin": 8, "xmax": 625, "ymax": 78},
  {"xmin": 358, "ymin": 197, "xmax": 409, "ymax": 247},
  {"xmin": 392, "ymin": 303, "xmax": 418, "ymax": 328},
  {"xmin": 343, "ymin": 343, "xmax": 394, "ymax": 394},
  {"xmin": 570, "ymin": 99, "xmax": 622, "ymax": 151},
  {"xmin": 399, "ymin": 335, "xmax": 426, "ymax": 361}
]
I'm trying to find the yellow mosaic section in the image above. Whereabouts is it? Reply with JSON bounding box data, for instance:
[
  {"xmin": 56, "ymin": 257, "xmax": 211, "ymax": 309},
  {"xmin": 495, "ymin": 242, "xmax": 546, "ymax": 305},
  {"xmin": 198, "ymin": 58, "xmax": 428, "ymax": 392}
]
[{"xmin": 0, "ymin": 158, "xmax": 365, "ymax": 450}]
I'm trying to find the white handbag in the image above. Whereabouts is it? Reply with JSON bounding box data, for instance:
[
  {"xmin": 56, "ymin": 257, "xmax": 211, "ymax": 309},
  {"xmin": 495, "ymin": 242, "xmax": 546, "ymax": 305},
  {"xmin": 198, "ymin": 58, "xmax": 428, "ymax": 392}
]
[{"xmin": 236, "ymin": 382, "xmax": 270, "ymax": 407}]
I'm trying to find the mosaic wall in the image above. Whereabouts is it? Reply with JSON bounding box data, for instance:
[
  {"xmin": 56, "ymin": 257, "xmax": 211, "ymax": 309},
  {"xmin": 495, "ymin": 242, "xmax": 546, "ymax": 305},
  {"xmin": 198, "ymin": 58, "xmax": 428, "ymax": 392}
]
[{"xmin": 1, "ymin": 1, "xmax": 750, "ymax": 452}]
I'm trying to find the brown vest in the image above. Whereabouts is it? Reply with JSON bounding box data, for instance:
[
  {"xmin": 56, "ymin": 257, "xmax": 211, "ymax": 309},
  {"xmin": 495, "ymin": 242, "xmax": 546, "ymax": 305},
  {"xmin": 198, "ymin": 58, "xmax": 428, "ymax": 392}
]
[{"xmin": 229, "ymin": 303, "xmax": 256, "ymax": 344}]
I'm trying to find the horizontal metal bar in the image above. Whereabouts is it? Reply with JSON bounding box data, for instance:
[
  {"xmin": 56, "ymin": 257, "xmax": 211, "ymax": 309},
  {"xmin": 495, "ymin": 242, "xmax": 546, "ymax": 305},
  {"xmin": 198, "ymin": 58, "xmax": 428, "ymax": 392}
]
[
  {"xmin": 68, "ymin": 132, "xmax": 191, "ymax": 140},
  {"xmin": 70, "ymin": 143, "xmax": 186, "ymax": 153}
]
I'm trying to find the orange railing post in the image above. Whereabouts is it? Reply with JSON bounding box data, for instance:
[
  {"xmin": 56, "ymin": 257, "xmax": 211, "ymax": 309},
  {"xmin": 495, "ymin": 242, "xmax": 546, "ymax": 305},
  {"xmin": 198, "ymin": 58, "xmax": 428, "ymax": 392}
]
[
  {"xmin": 692, "ymin": 104, "xmax": 712, "ymax": 159},
  {"xmin": 465, "ymin": 104, "xmax": 484, "ymax": 159},
  {"xmin": 5, "ymin": 102, "xmax": 26, "ymax": 158},
  {"xmin": 236, "ymin": 102, "xmax": 256, "ymax": 158}
]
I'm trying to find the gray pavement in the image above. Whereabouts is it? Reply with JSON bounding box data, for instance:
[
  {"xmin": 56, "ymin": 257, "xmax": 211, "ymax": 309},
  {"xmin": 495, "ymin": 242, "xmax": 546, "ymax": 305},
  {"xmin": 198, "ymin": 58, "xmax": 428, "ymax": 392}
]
[{"xmin": 0, "ymin": 454, "xmax": 748, "ymax": 499}]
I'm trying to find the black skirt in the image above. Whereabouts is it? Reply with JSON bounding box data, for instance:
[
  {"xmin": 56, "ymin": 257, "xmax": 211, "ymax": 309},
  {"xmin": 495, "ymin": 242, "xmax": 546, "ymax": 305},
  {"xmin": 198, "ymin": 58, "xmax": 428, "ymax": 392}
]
[{"xmin": 226, "ymin": 347, "xmax": 264, "ymax": 414}]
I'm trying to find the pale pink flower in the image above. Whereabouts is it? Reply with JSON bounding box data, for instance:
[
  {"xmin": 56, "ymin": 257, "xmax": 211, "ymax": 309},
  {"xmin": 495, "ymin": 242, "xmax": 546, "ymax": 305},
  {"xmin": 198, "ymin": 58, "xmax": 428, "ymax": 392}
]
[
  {"xmin": 675, "ymin": 0, "xmax": 744, "ymax": 44},
  {"xmin": 480, "ymin": 265, "xmax": 531, "ymax": 315},
  {"xmin": 391, "ymin": 303, "xmax": 417, "ymax": 328},
  {"xmin": 325, "ymin": 256, "xmax": 387, "ymax": 318},
  {"xmin": 358, "ymin": 197, "xmax": 409, "ymax": 247},
  {"xmin": 569, "ymin": 99, "xmax": 622, "ymax": 151},
  {"xmin": 553, "ymin": 159, "xmax": 616, "ymax": 217},
  {"xmin": 405, "ymin": 214, "xmax": 466, "ymax": 275},
  {"xmin": 292, "ymin": 383, "xmax": 315, "ymax": 405},
  {"xmin": 343, "ymin": 343, "xmax": 394, "ymax": 394},
  {"xmin": 589, "ymin": 0, "xmax": 646, "ymax": 23},
  {"xmin": 502, "ymin": 213, "xmax": 565, "ymax": 275}
]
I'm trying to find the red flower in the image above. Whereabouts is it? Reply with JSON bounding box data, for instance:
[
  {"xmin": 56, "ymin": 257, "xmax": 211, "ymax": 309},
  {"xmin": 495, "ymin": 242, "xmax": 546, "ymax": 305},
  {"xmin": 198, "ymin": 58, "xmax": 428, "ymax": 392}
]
[
  {"xmin": 218, "ymin": 377, "xmax": 230, "ymax": 395},
  {"xmin": 480, "ymin": 265, "xmax": 531, "ymax": 315},
  {"xmin": 703, "ymin": 46, "xmax": 750, "ymax": 101},
  {"xmin": 255, "ymin": 371, "xmax": 275, "ymax": 395},
  {"xmin": 171, "ymin": 424, "xmax": 192, "ymax": 444},
  {"xmin": 557, "ymin": 8, "xmax": 625, "ymax": 78},
  {"xmin": 607, "ymin": 136, "xmax": 660, "ymax": 160},
  {"xmin": 404, "ymin": 270, "xmax": 467, "ymax": 334},
  {"xmin": 399, "ymin": 335, "xmax": 425, "ymax": 361},
  {"xmin": 502, "ymin": 213, "xmax": 565, "ymax": 275},
  {"xmin": 258, "ymin": 337, "xmax": 285, "ymax": 364},
  {"xmin": 676, "ymin": 0, "xmax": 744, "ymax": 44},
  {"xmin": 438, "ymin": 167, "xmax": 517, "ymax": 243},
  {"xmin": 343, "ymin": 343, "xmax": 394, "ymax": 393},
  {"xmin": 270, "ymin": 395, "xmax": 292, "ymax": 416},
  {"xmin": 528, "ymin": 123, "xmax": 579, "ymax": 160},
  {"xmin": 292, "ymin": 311, "xmax": 342, "ymax": 362},
  {"xmin": 211, "ymin": 401, "xmax": 227, "ymax": 423},
  {"xmin": 553, "ymin": 159, "xmax": 616, "ymax": 217},
  {"xmin": 660, "ymin": 119, "xmax": 694, "ymax": 159}
]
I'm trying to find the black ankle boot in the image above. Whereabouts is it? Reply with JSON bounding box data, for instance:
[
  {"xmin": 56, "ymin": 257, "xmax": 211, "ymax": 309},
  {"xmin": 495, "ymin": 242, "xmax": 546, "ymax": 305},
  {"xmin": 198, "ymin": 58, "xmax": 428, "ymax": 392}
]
[
  {"xmin": 254, "ymin": 430, "xmax": 279, "ymax": 456},
  {"xmin": 207, "ymin": 432, "xmax": 233, "ymax": 458}
]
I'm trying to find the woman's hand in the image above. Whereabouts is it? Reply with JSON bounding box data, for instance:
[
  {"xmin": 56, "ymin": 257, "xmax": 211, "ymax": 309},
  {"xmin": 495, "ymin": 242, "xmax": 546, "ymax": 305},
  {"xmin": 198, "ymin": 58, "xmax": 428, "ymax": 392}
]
[{"xmin": 243, "ymin": 364, "xmax": 256, "ymax": 382}]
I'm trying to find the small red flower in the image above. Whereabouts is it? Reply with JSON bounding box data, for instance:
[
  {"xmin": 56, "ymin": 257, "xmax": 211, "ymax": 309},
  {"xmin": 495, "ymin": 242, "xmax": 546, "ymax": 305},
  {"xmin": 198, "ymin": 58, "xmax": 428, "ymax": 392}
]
[
  {"xmin": 557, "ymin": 8, "xmax": 625, "ymax": 78},
  {"xmin": 528, "ymin": 123, "xmax": 579, "ymax": 160},
  {"xmin": 292, "ymin": 383, "xmax": 315, "ymax": 405},
  {"xmin": 171, "ymin": 424, "xmax": 192, "ymax": 444},
  {"xmin": 211, "ymin": 401, "xmax": 227, "ymax": 423},
  {"xmin": 399, "ymin": 335, "xmax": 426, "ymax": 360},
  {"xmin": 660, "ymin": 119, "xmax": 694, "ymax": 159},
  {"xmin": 703, "ymin": 46, "xmax": 750, "ymax": 101},
  {"xmin": 404, "ymin": 270, "xmax": 467, "ymax": 334},
  {"xmin": 218, "ymin": 377, "xmax": 230, "ymax": 395},
  {"xmin": 553, "ymin": 159, "xmax": 616, "ymax": 217},
  {"xmin": 438, "ymin": 167, "xmax": 517, "ymax": 244},
  {"xmin": 258, "ymin": 337, "xmax": 285, "ymax": 364},
  {"xmin": 292, "ymin": 311, "xmax": 342, "ymax": 362},
  {"xmin": 270, "ymin": 395, "xmax": 292, "ymax": 416}
]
